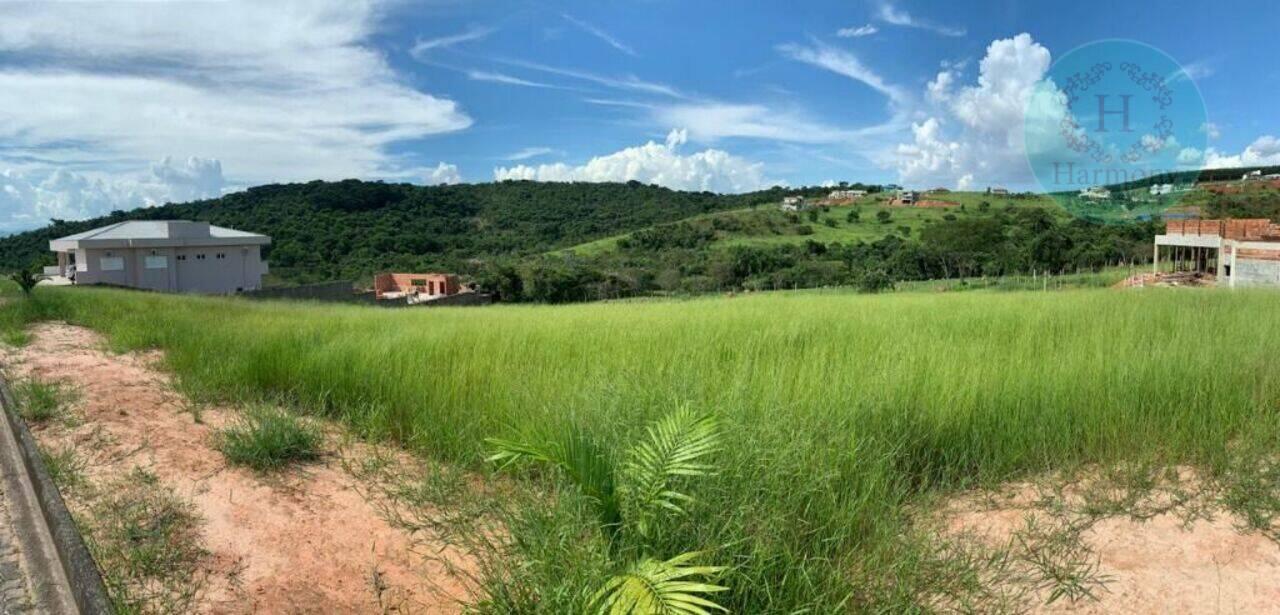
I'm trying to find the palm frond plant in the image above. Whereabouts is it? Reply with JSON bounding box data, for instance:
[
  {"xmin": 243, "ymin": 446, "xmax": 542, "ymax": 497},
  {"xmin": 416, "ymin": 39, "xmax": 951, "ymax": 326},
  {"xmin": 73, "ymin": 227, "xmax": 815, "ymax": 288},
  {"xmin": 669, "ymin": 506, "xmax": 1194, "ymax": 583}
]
[
  {"xmin": 591, "ymin": 552, "xmax": 728, "ymax": 615},
  {"xmin": 486, "ymin": 405, "xmax": 727, "ymax": 614},
  {"xmin": 9, "ymin": 267, "xmax": 39, "ymax": 297}
]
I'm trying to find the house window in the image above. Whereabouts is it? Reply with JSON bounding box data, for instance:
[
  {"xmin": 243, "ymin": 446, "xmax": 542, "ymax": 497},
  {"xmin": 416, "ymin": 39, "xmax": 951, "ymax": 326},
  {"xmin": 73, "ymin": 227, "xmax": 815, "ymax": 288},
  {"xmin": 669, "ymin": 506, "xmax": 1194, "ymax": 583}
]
[
  {"xmin": 410, "ymin": 278, "xmax": 427, "ymax": 286},
  {"xmin": 144, "ymin": 255, "xmax": 168, "ymax": 269},
  {"xmin": 216, "ymin": 253, "xmax": 226, "ymax": 260},
  {"xmin": 196, "ymin": 253, "xmax": 206, "ymax": 260},
  {"xmin": 176, "ymin": 254, "xmax": 187, "ymax": 261},
  {"xmin": 99, "ymin": 256, "xmax": 124, "ymax": 271}
]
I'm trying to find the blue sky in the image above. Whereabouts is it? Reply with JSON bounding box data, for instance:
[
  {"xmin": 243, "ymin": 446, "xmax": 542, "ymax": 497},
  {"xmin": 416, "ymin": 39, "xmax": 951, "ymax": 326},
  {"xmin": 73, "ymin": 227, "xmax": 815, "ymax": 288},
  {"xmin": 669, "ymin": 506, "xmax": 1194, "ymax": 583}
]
[{"xmin": 0, "ymin": 0, "xmax": 1278, "ymax": 232}]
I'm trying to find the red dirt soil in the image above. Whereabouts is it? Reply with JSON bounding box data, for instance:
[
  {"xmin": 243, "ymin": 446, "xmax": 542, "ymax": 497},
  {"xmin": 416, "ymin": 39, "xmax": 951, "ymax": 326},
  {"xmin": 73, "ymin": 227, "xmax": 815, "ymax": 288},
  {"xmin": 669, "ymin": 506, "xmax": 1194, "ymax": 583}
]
[
  {"xmin": 2, "ymin": 323, "xmax": 472, "ymax": 614},
  {"xmin": 941, "ymin": 480, "xmax": 1280, "ymax": 613}
]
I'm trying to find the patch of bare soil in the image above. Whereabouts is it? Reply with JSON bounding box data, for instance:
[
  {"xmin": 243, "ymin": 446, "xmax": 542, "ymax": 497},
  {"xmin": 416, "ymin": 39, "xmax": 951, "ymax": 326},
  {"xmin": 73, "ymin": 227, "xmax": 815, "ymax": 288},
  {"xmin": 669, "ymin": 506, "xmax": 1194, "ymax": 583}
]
[
  {"xmin": 934, "ymin": 469, "xmax": 1280, "ymax": 613},
  {"xmin": 2, "ymin": 322, "xmax": 472, "ymax": 614},
  {"xmin": 1114, "ymin": 271, "xmax": 1217, "ymax": 289}
]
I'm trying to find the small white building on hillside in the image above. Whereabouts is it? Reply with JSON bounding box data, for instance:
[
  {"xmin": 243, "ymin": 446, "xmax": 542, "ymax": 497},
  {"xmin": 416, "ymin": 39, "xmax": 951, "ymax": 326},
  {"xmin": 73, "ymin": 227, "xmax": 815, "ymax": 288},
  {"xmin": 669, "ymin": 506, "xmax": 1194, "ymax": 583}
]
[
  {"xmin": 1079, "ymin": 186, "xmax": 1111, "ymax": 200},
  {"xmin": 827, "ymin": 189, "xmax": 867, "ymax": 200},
  {"xmin": 49, "ymin": 220, "xmax": 270, "ymax": 294},
  {"xmin": 781, "ymin": 196, "xmax": 807, "ymax": 211}
]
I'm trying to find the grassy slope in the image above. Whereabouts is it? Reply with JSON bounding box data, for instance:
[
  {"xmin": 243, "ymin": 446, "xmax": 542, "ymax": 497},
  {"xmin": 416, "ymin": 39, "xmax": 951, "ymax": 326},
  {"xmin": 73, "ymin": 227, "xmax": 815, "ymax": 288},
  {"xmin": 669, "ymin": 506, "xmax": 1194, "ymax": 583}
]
[
  {"xmin": 561, "ymin": 191, "xmax": 1063, "ymax": 255},
  {"xmin": 5, "ymin": 283, "xmax": 1280, "ymax": 609}
]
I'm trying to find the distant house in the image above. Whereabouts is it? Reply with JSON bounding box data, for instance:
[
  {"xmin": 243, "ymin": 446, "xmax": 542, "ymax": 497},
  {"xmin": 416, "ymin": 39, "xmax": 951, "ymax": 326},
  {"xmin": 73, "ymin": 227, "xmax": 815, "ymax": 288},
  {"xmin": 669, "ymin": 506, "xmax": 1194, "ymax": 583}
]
[
  {"xmin": 827, "ymin": 189, "xmax": 867, "ymax": 200},
  {"xmin": 989, "ymin": 187, "xmax": 1009, "ymax": 196},
  {"xmin": 49, "ymin": 220, "xmax": 270, "ymax": 294},
  {"xmin": 896, "ymin": 190, "xmax": 920, "ymax": 205},
  {"xmin": 781, "ymin": 196, "xmax": 808, "ymax": 211},
  {"xmin": 1243, "ymin": 170, "xmax": 1263, "ymax": 181},
  {"xmin": 374, "ymin": 273, "xmax": 462, "ymax": 304},
  {"xmin": 1079, "ymin": 186, "xmax": 1111, "ymax": 200},
  {"xmin": 1149, "ymin": 183, "xmax": 1174, "ymax": 196}
]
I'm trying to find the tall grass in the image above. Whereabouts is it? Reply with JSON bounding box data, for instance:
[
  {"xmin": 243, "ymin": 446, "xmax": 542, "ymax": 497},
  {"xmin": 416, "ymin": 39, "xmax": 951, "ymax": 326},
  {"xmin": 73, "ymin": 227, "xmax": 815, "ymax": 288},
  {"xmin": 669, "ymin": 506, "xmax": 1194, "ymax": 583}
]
[{"xmin": 5, "ymin": 284, "xmax": 1280, "ymax": 610}]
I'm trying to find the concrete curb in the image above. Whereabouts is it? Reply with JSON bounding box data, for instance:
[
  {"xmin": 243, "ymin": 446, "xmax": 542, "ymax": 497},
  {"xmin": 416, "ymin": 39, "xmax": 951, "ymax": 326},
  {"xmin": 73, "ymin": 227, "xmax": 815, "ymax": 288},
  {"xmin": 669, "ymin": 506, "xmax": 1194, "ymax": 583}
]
[{"xmin": 0, "ymin": 375, "xmax": 111, "ymax": 614}]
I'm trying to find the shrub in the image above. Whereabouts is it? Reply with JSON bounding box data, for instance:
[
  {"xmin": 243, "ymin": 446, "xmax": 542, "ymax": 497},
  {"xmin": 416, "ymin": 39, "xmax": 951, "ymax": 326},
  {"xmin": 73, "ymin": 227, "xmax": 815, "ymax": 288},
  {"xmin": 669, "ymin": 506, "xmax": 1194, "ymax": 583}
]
[
  {"xmin": 876, "ymin": 210, "xmax": 892, "ymax": 224},
  {"xmin": 216, "ymin": 406, "xmax": 323, "ymax": 471},
  {"xmin": 9, "ymin": 267, "xmax": 39, "ymax": 296},
  {"xmin": 13, "ymin": 379, "xmax": 73, "ymax": 423},
  {"xmin": 856, "ymin": 269, "xmax": 896, "ymax": 293}
]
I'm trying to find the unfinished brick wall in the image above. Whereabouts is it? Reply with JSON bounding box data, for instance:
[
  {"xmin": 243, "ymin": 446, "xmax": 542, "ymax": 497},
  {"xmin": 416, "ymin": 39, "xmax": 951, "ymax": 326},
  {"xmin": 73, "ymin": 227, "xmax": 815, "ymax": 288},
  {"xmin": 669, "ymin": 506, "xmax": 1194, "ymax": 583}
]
[
  {"xmin": 373, "ymin": 273, "xmax": 461, "ymax": 299},
  {"xmin": 1165, "ymin": 219, "xmax": 1280, "ymax": 240}
]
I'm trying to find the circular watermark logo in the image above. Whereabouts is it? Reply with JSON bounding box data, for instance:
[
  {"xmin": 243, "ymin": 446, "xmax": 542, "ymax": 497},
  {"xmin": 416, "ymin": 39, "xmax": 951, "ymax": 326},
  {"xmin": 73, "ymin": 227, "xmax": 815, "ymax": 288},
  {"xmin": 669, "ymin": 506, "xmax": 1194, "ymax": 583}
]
[{"xmin": 1024, "ymin": 40, "xmax": 1207, "ymax": 219}]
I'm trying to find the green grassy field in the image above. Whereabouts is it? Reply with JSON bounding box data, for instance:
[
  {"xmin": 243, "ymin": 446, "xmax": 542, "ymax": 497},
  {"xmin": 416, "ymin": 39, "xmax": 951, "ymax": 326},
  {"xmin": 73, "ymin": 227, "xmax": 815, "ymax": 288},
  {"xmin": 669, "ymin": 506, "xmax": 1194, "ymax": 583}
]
[{"xmin": 4, "ymin": 284, "xmax": 1280, "ymax": 611}]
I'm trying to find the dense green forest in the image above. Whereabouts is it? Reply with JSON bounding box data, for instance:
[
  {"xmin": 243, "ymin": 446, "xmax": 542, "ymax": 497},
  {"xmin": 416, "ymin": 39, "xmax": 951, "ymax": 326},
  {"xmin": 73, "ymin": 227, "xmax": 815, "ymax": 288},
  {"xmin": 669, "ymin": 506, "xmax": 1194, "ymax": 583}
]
[{"xmin": 0, "ymin": 179, "xmax": 815, "ymax": 283}]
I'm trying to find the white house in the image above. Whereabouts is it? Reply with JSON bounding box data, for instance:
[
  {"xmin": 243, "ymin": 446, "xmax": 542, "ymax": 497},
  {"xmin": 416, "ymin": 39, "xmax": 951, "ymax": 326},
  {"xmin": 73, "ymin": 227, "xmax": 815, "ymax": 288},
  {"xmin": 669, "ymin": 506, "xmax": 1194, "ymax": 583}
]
[
  {"xmin": 827, "ymin": 189, "xmax": 867, "ymax": 200},
  {"xmin": 1079, "ymin": 186, "xmax": 1111, "ymax": 200},
  {"xmin": 1149, "ymin": 183, "xmax": 1174, "ymax": 196},
  {"xmin": 781, "ymin": 196, "xmax": 807, "ymax": 211},
  {"xmin": 49, "ymin": 220, "xmax": 270, "ymax": 294}
]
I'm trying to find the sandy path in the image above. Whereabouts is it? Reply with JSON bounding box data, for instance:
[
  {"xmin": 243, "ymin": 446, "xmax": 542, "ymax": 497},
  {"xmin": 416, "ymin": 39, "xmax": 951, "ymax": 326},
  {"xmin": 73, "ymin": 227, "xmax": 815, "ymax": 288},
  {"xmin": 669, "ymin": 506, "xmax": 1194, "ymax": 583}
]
[
  {"xmin": 942, "ymin": 482, "xmax": 1280, "ymax": 613},
  {"xmin": 3, "ymin": 323, "xmax": 471, "ymax": 614}
]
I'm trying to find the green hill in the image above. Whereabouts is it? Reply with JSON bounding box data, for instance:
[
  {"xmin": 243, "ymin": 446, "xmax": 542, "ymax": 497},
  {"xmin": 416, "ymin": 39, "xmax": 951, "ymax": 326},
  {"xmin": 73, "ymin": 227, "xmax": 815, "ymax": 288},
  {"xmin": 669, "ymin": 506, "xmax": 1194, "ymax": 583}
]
[
  {"xmin": 0, "ymin": 180, "xmax": 797, "ymax": 284},
  {"xmin": 560, "ymin": 191, "xmax": 1063, "ymax": 255}
]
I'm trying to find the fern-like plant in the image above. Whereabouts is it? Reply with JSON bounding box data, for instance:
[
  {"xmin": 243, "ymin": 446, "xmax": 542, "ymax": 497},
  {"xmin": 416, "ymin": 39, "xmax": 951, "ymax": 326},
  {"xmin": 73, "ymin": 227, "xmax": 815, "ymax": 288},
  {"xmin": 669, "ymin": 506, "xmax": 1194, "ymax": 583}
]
[
  {"xmin": 619, "ymin": 409, "xmax": 718, "ymax": 540},
  {"xmin": 486, "ymin": 405, "xmax": 726, "ymax": 614},
  {"xmin": 591, "ymin": 552, "xmax": 728, "ymax": 615}
]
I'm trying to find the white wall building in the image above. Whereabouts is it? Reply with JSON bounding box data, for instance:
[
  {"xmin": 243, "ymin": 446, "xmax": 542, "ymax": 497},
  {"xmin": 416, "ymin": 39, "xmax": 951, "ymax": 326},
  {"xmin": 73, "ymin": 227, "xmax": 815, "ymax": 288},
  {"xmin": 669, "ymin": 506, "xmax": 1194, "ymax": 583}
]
[{"xmin": 49, "ymin": 220, "xmax": 270, "ymax": 294}]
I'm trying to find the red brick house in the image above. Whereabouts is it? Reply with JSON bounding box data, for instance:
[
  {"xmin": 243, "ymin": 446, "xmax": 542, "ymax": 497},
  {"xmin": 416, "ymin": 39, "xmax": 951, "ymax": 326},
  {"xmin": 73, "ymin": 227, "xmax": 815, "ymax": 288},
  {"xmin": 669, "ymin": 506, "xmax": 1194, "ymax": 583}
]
[{"xmin": 373, "ymin": 273, "xmax": 461, "ymax": 300}]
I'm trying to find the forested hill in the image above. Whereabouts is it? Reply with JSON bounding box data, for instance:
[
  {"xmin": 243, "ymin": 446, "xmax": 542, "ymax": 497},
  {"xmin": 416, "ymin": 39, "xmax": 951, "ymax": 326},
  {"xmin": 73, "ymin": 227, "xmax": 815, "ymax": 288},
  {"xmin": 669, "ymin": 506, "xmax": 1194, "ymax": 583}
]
[{"xmin": 0, "ymin": 179, "xmax": 801, "ymax": 283}]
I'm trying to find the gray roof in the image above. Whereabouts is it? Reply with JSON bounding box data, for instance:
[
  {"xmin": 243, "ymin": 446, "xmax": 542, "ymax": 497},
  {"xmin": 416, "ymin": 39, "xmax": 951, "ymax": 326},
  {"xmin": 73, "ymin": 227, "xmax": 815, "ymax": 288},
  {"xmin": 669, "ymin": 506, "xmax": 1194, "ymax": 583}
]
[{"xmin": 51, "ymin": 220, "xmax": 270, "ymax": 250}]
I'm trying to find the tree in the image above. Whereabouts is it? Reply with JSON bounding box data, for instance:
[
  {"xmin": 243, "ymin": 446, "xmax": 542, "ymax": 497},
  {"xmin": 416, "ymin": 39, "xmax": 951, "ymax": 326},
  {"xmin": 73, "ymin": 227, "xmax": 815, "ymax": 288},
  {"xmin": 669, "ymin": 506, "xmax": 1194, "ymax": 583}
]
[
  {"xmin": 9, "ymin": 267, "xmax": 38, "ymax": 297},
  {"xmin": 875, "ymin": 210, "xmax": 892, "ymax": 224}
]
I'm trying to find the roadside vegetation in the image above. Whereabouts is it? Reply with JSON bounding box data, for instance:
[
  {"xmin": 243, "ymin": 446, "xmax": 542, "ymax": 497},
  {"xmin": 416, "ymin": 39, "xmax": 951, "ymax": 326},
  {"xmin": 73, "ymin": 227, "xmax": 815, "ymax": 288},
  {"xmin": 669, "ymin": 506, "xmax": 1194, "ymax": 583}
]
[
  {"xmin": 216, "ymin": 405, "xmax": 324, "ymax": 472},
  {"xmin": 11, "ymin": 378, "xmax": 76, "ymax": 424},
  {"xmin": 10, "ymin": 370, "xmax": 212, "ymax": 614},
  {"xmin": 4, "ymin": 281, "xmax": 1280, "ymax": 611}
]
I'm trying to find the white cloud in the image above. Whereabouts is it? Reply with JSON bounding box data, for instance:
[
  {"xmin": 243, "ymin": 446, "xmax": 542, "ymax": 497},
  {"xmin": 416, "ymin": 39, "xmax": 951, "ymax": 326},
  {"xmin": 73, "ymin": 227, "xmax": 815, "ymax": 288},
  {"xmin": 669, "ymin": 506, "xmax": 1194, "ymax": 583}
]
[
  {"xmin": 425, "ymin": 162, "xmax": 463, "ymax": 185},
  {"xmin": 0, "ymin": 0, "xmax": 470, "ymax": 231},
  {"xmin": 562, "ymin": 14, "xmax": 637, "ymax": 57},
  {"xmin": 0, "ymin": 156, "xmax": 227, "ymax": 233},
  {"xmin": 496, "ymin": 58, "xmax": 684, "ymax": 98},
  {"xmin": 148, "ymin": 156, "xmax": 227, "ymax": 203},
  {"xmin": 1177, "ymin": 147, "xmax": 1204, "ymax": 166},
  {"xmin": 837, "ymin": 25, "xmax": 878, "ymax": 38},
  {"xmin": 1177, "ymin": 60, "xmax": 1214, "ymax": 82},
  {"xmin": 465, "ymin": 69, "xmax": 561, "ymax": 89},
  {"xmin": 655, "ymin": 103, "xmax": 856, "ymax": 144},
  {"xmin": 892, "ymin": 33, "xmax": 1051, "ymax": 188},
  {"xmin": 493, "ymin": 129, "xmax": 775, "ymax": 193},
  {"xmin": 504, "ymin": 147, "xmax": 559, "ymax": 161},
  {"xmin": 777, "ymin": 41, "xmax": 908, "ymax": 105},
  {"xmin": 1202, "ymin": 136, "xmax": 1280, "ymax": 169},
  {"xmin": 410, "ymin": 26, "xmax": 494, "ymax": 58},
  {"xmin": 1201, "ymin": 122, "xmax": 1221, "ymax": 140},
  {"xmin": 877, "ymin": 2, "xmax": 966, "ymax": 37},
  {"xmin": 926, "ymin": 70, "xmax": 956, "ymax": 104}
]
